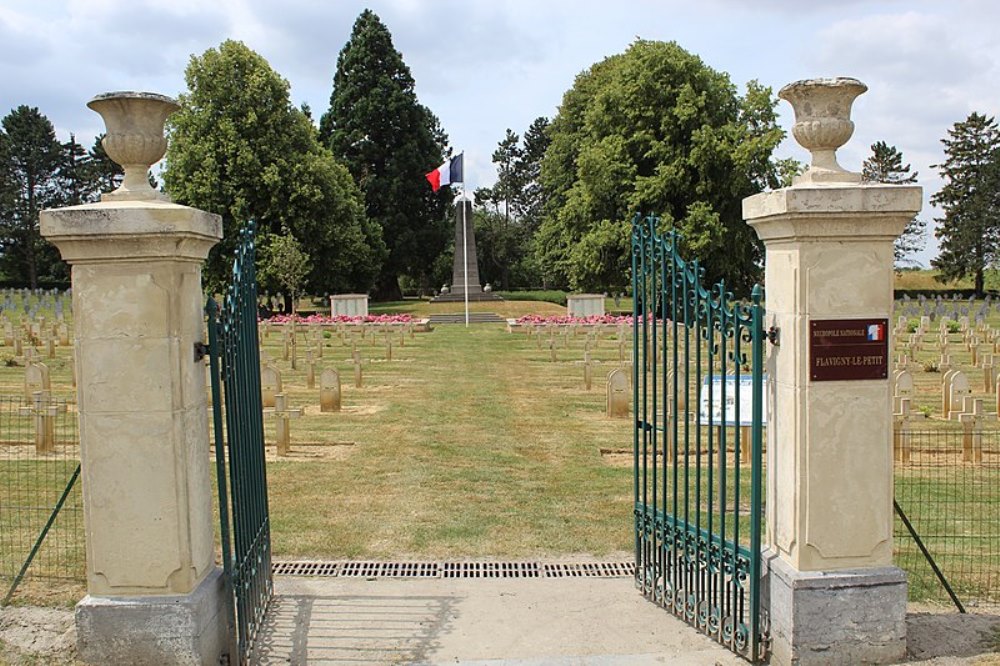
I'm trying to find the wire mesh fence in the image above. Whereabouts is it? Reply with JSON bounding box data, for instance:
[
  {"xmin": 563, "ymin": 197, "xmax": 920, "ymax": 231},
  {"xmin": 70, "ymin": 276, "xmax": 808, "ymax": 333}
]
[
  {"xmin": 0, "ymin": 393, "xmax": 83, "ymax": 603},
  {"xmin": 894, "ymin": 428, "xmax": 1000, "ymax": 610}
]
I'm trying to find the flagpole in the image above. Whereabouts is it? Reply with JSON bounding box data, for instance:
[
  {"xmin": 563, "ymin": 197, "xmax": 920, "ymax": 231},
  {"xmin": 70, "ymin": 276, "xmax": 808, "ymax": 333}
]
[{"xmin": 461, "ymin": 182, "xmax": 470, "ymax": 328}]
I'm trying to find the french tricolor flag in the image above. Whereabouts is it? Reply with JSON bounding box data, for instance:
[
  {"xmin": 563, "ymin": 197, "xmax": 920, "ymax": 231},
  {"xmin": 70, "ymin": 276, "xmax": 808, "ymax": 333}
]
[{"xmin": 425, "ymin": 153, "xmax": 464, "ymax": 192}]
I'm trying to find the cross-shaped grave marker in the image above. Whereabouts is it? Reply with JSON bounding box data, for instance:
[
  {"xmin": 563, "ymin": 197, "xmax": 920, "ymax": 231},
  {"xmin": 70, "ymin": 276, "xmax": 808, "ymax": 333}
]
[{"xmin": 264, "ymin": 393, "xmax": 302, "ymax": 457}]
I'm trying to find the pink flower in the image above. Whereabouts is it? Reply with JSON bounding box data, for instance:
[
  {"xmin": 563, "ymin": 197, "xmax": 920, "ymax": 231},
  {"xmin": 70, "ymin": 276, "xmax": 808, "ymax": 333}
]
[{"xmin": 263, "ymin": 313, "xmax": 414, "ymax": 324}]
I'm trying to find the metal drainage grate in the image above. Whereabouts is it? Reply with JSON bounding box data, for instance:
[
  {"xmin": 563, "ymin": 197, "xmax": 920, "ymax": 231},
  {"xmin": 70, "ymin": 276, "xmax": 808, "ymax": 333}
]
[
  {"xmin": 272, "ymin": 560, "xmax": 634, "ymax": 579},
  {"xmin": 543, "ymin": 562, "xmax": 636, "ymax": 578},
  {"xmin": 442, "ymin": 561, "xmax": 540, "ymax": 578},
  {"xmin": 272, "ymin": 561, "xmax": 339, "ymax": 576}
]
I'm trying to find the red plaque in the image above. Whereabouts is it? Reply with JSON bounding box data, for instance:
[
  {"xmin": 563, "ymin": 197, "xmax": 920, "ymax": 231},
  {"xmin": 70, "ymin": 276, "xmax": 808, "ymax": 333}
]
[{"xmin": 810, "ymin": 319, "xmax": 889, "ymax": 381}]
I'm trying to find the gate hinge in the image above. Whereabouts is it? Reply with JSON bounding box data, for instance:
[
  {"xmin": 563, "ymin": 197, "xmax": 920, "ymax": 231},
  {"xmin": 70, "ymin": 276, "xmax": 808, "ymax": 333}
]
[
  {"xmin": 194, "ymin": 341, "xmax": 209, "ymax": 362},
  {"xmin": 766, "ymin": 326, "xmax": 779, "ymax": 346}
]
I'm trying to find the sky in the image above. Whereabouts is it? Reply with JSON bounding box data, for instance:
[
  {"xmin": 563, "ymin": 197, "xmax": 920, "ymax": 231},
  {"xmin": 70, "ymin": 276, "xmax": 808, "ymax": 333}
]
[{"xmin": 1, "ymin": 0, "xmax": 998, "ymax": 267}]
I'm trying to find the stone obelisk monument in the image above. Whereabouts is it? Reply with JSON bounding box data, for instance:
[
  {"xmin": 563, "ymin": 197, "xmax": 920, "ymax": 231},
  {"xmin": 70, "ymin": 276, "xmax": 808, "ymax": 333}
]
[{"xmin": 432, "ymin": 198, "xmax": 501, "ymax": 302}]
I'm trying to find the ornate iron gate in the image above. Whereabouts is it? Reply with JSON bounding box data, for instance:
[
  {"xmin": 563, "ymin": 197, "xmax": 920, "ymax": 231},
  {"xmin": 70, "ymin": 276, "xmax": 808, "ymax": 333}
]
[
  {"xmin": 207, "ymin": 220, "xmax": 273, "ymax": 665},
  {"xmin": 631, "ymin": 214, "xmax": 766, "ymax": 662}
]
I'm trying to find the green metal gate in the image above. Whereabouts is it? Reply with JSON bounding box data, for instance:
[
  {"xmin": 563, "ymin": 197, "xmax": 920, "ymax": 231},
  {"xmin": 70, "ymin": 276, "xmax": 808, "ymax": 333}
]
[
  {"xmin": 206, "ymin": 220, "xmax": 273, "ymax": 665},
  {"xmin": 631, "ymin": 214, "xmax": 766, "ymax": 661}
]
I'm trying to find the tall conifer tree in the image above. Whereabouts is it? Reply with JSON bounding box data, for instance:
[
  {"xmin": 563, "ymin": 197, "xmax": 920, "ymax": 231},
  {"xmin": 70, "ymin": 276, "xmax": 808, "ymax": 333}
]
[
  {"xmin": 931, "ymin": 113, "xmax": 1000, "ymax": 294},
  {"xmin": 0, "ymin": 106, "xmax": 67, "ymax": 285},
  {"xmin": 862, "ymin": 141, "xmax": 925, "ymax": 266},
  {"xmin": 320, "ymin": 10, "xmax": 450, "ymax": 299}
]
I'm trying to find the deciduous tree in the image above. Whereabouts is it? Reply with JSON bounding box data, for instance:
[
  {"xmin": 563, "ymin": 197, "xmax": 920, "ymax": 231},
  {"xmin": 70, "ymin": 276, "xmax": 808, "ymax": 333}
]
[
  {"xmin": 537, "ymin": 40, "xmax": 789, "ymax": 294},
  {"xmin": 164, "ymin": 40, "xmax": 385, "ymax": 300}
]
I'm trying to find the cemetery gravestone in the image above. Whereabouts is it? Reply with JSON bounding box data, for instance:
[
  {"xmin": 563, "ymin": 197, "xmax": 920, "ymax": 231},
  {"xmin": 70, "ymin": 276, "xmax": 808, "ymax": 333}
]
[
  {"xmin": 24, "ymin": 361, "xmax": 50, "ymax": 399},
  {"xmin": 261, "ymin": 364, "xmax": 282, "ymax": 409},
  {"xmin": 319, "ymin": 368, "xmax": 341, "ymax": 413},
  {"xmin": 948, "ymin": 371, "xmax": 972, "ymax": 420},
  {"xmin": 606, "ymin": 368, "xmax": 630, "ymax": 418}
]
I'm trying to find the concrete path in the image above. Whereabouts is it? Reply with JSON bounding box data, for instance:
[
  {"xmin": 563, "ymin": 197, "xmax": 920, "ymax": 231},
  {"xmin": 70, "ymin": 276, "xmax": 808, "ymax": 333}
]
[{"xmin": 256, "ymin": 576, "xmax": 745, "ymax": 665}]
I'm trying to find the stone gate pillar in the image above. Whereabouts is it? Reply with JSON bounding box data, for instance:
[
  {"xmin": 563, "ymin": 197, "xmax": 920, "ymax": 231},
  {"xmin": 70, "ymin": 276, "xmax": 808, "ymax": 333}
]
[
  {"xmin": 40, "ymin": 93, "xmax": 226, "ymax": 664},
  {"xmin": 743, "ymin": 78, "xmax": 922, "ymax": 665}
]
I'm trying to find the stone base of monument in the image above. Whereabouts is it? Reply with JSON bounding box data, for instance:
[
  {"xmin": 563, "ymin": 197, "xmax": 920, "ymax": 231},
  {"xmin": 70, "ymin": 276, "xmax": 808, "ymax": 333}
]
[
  {"xmin": 430, "ymin": 290, "xmax": 503, "ymax": 302},
  {"xmin": 764, "ymin": 550, "xmax": 907, "ymax": 666},
  {"xmin": 75, "ymin": 567, "xmax": 229, "ymax": 665}
]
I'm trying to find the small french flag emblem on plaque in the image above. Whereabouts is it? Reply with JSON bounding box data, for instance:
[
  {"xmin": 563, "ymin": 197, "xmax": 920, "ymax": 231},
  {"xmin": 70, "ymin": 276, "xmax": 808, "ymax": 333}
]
[{"xmin": 867, "ymin": 323, "xmax": 885, "ymax": 341}]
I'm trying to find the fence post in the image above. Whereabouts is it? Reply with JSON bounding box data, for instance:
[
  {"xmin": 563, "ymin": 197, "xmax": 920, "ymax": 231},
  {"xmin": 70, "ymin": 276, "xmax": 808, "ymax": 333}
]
[
  {"xmin": 744, "ymin": 78, "xmax": 922, "ymax": 666},
  {"xmin": 40, "ymin": 93, "xmax": 226, "ymax": 665}
]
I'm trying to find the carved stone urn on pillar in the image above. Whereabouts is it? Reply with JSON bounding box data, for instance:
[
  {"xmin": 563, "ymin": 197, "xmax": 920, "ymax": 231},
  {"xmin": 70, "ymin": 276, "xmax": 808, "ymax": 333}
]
[
  {"xmin": 743, "ymin": 78, "xmax": 922, "ymax": 665},
  {"xmin": 86, "ymin": 92, "xmax": 179, "ymax": 201},
  {"xmin": 779, "ymin": 77, "xmax": 867, "ymax": 185},
  {"xmin": 40, "ymin": 93, "xmax": 226, "ymax": 665}
]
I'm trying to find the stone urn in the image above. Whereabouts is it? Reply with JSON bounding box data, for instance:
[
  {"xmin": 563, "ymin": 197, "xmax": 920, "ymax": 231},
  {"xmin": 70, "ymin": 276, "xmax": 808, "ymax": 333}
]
[
  {"xmin": 87, "ymin": 91, "xmax": 180, "ymax": 201},
  {"xmin": 778, "ymin": 77, "xmax": 867, "ymax": 185}
]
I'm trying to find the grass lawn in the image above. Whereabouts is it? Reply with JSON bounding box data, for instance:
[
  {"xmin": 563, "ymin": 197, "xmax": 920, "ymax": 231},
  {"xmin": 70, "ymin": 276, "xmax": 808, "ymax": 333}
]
[
  {"xmin": 1, "ymin": 285, "xmax": 999, "ymax": 610},
  {"xmin": 261, "ymin": 321, "xmax": 635, "ymax": 560}
]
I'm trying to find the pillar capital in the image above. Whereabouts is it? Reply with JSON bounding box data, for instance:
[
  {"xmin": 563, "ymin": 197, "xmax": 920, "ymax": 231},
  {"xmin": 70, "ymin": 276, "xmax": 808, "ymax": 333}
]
[
  {"xmin": 744, "ymin": 184, "xmax": 922, "ymax": 242},
  {"xmin": 40, "ymin": 200, "xmax": 221, "ymax": 265}
]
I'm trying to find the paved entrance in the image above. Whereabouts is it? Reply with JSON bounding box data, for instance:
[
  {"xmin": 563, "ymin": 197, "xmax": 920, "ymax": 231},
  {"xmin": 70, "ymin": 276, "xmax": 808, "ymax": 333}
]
[{"xmin": 255, "ymin": 575, "xmax": 745, "ymax": 665}]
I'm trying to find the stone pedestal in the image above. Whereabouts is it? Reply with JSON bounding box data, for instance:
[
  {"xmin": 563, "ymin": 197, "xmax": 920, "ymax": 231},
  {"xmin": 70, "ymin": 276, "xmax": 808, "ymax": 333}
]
[
  {"xmin": 743, "ymin": 78, "xmax": 922, "ymax": 666},
  {"xmin": 764, "ymin": 552, "xmax": 908, "ymax": 666},
  {"xmin": 39, "ymin": 92, "xmax": 226, "ymax": 665}
]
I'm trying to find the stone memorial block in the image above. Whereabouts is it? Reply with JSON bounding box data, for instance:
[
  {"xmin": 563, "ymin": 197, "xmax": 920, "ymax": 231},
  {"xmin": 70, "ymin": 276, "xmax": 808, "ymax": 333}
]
[
  {"xmin": 549, "ymin": 339, "xmax": 557, "ymax": 362},
  {"xmin": 583, "ymin": 352, "xmax": 593, "ymax": 391},
  {"xmin": 46, "ymin": 337, "xmax": 56, "ymax": 359},
  {"xmin": 330, "ymin": 294, "xmax": 369, "ymax": 317},
  {"xmin": 567, "ymin": 293, "xmax": 605, "ymax": 318},
  {"xmin": 261, "ymin": 364, "xmax": 282, "ymax": 409},
  {"xmin": 57, "ymin": 323, "xmax": 69, "ymax": 346},
  {"xmin": 606, "ymin": 368, "xmax": 630, "ymax": 418},
  {"xmin": 319, "ymin": 368, "xmax": 341, "ymax": 413},
  {"xmin": 24, "ymin": 361, "xmax": 50, "ymax": 398}
]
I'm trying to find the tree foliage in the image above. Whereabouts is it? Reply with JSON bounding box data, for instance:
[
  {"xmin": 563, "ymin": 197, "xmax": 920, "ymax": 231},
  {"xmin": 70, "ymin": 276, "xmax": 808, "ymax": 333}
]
[
  {"xmin": 164, "ymin": 40, "xmax": 385, "ymax": 298},
  {"xmin": 258, "ymin": 231, "xmax": 311, "ymax": 313},
  {"xmin": 0, "ymin": 106, "xmax": 67, "ymax": 285},
  {"xmin": 930, "ymin": 113, "xmax": 1000, "ymax": 294},
  {"xmin": 537, "ymin": 40, "xmax": 789, "ymax": 294},
  {"xmin": 474, "ymin": 117, "xmax": 551, "ymax": 289},
  {"xmin": 862, "ymin": 141, "xmax": 926, "ymax": 267},
  {"xmin": 319, "ymin": 10, "xmax": 450, "ymax": 300}
]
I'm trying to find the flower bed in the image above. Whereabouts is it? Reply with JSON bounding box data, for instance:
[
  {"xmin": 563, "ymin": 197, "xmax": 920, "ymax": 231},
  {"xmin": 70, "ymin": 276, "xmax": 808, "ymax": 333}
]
[
  {"xmin": 515, "ymin": 314, "xmax": 636, "ymax": 325},
  {"xmin": 264, "ymin": 313, "xmax": 415, "ymax": 325}
]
